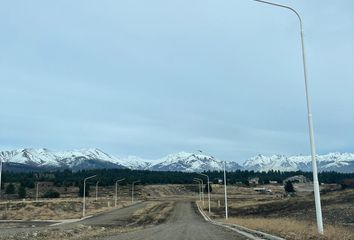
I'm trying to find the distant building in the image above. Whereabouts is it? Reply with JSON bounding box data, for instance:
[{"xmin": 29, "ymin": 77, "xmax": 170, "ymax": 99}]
[
  {"xmin": 283, "ymin": 175, "xmax": 308, "ymax": 184},
  {"xmin": 248, "ymin": 177, "xmax": 259, "ymax": 185},
  {"xmin": 253, "ymin": 187, "xmax": 272, "ymax": 194},
  {"xmin": 269, "ymin": 180, "xmax": 278, "ymax": 184}
]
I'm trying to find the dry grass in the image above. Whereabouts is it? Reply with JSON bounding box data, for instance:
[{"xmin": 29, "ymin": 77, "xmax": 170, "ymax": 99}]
[
  {"xmin": 201, "ymin": 187, "xmax": 354, "ymax": 240},
  {"xmin": 225, "ymin": 217, "xmax": 354, "ymax": 240},
  {"xmin": 223, "ymin": 189, "xmax": 354, "ymax": 225},
  {"xmin": 0, "ymin": 199, "xmax": 132, "ymax": 220},
  {"xmin": 0, "ymin": 224, "xmax": 143, "ymax": 240}
]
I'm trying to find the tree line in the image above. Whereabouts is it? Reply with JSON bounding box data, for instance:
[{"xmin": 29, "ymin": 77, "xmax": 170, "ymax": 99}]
[{"xmin": 2, "ymin": 168, "xmax": 353, "ymax": 189}]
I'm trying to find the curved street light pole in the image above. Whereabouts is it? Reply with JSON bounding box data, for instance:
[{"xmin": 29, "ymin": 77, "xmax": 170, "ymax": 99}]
[
  {"xmin": 115, "ymin": 178, "xmax": 125, "ymax": 208},
  {"xmin": 197, "ymin": 173, "xmax": 211, "ymax": 214},
  {"xmin": 194, "ymin": 178, "xmax": 204, "ymax": 206},
  {"xmin": 131, "ymin": 180, "xmax": 140, "ymax": 203},
  {"xmin": 82, "ymin": 175, "xmax": 96, "ymax": 218},
  {"xmin": 193, "ymin": 179, "xmax": 202, "ymax": 201},
  {"xmin": 253, "ymin": 0, "xmax": 324, "ymax": 234}
]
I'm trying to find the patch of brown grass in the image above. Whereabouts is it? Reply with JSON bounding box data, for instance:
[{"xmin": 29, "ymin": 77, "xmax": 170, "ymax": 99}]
[
  {"xmin": 0, "ymin": 199, "xmax": 132, "ymax": 220},
  {"xmin": 225, "ymin": 217, "xmax": 354, "ymax": 240},
  {"xmin": 0, "ymin": 224, "xmax": 143, "ymax": 240}
]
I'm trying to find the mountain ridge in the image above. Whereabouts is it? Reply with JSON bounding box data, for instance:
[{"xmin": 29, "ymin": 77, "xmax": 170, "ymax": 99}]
[{"xmin": 1, "ymin": 148, "xmax": 354, "ymax": 173}]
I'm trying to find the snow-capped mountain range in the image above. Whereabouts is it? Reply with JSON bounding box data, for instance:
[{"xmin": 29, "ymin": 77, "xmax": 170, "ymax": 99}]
[
  {"xmin": 0, "ymin": 149, "xmax": 241, "ymax": 172},
  {"xmin": 0, "ymin": 148, "xmax": 354, "ymax": 173},
  {"xmin": 243, "ymin": 153, "xmax": 354, "ymax": 173}
]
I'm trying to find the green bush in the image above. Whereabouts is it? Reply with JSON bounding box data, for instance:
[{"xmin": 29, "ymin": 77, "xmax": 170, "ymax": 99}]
[
  {"xmin": 78, "ymin": 184, "xmax": 90, "ymax": 197},
  {"xmin": 18, "ymin": 185, "xmax": 26, "ymax": 199},
  {"xmin": 43, "ymin": 189, "xmax": 60, "ymax": 198},
  {"xmin": 5, "ymin": 183, "xmax": 15, "ymax": 194},
  {"xmin": 284, "ymin": 181, "xmax": 295, "ymax": 193},
  {"xmin": 204, "ymin": 182, "xmax": 212, "ymax": 193}
]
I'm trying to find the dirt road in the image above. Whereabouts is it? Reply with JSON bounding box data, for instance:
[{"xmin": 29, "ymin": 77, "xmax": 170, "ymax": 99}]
[
  {"xmin": 0, "ymin": 201, "xmax": 247, "ymax": 240},
  {"xmin": 100, "ymin": 201, "xmax": 247, "ymax": 240}
]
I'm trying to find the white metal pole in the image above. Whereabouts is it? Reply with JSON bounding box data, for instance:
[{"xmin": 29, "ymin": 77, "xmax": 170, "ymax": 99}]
[
  {"xmin": 82, "ymin": 175, "xmax": 96, "ymax": 218},
  {"xmin": 196, "ymin": 182, "xmax": 199, "ymax": 199},
  {"xmin": 194, "ymin": 178, "xmax": 204, "ymax": 206},
  {"xmin": 198, "ymin": 173, "xmax": 210, "ymax": 214},
  {"xmin": 83, "ymin": 180, "xmax": 86, "ymax": 218},
  {"xmin": 193, "ymin": 180, "xmax": 202, "ymax": 201},
  {"xmin": 224, "ymin": 161, "xmax": 228, "ymax": 219},
  {"xmin": 114, "ymin": 178, "xmax": 125, "ymax": 208},
  {"xmin": 132, "ymin": 183, "xmax": 134, "ymax": 203},
  {"xmin": 207, "ymin": 178, "xmax": 210, "ymax": 214},
  {"xmin": 131, "ymin": 181, "xmax": 140, "ymax": 203},
  {"xmin": 301, "ymin": 28, "xmax": 324, "ymax": 235},
  {"xmin": 201, "ymin": 180, "xmax": 204, "ymax": 206},
  {"xmin": 193, "ymin": 180, "xmax": 197, "ymax": 199},
  {"xmin": 253, "ymin": 0, "xmax": 324, "ymax": 234},
  {"xmin": 95, "ymin": 181, "xmax": 99, "ymax": 201},
  {"xmin": 199, "ymin": 182, "xmax": 202, "ymax": 201},
  {"xmin": 0, "ymin": 159, "xmax": 2, "ymax": 198},
  {"xmin": 36, "ymin": 183, "xmax": 39, "ymax": 202},
  {"xmin": 198, "ymin": 181, "xmax": 201, "ymax": 201},
  {"xmin": 115, "ymin": 181, "xmax": 118, "ymax": 208}
]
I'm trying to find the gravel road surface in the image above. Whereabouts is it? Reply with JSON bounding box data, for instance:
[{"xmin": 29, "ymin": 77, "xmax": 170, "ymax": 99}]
[{"xmin": 100, "ymin": 201, "xmax": 247, "ymax": 240}]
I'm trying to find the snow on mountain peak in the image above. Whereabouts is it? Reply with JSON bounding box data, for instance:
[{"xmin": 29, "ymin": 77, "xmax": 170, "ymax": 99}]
[
  {"xmin": 1, "ymin": 148, "xmax": 354, "ymax": 173},
  {"xmin": 243, "ymin": 152, "xmax": 354, "ymax": 172}
]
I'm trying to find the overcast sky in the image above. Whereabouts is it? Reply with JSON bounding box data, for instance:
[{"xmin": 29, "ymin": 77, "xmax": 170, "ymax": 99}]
[{"xmin": 0, "ymin": 1, "xmax": 353, "ymax": 162}]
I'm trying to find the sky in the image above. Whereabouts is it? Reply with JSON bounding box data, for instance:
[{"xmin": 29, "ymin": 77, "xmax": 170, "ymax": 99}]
[{"xmin": 0, "ymin": 1, "xmax": 353, "ymax": 163}]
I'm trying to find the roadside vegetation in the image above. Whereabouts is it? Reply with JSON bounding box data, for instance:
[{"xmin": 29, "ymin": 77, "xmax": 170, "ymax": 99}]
[
  {"xmin": 0, "ymin": 199, "xmax": 133, "ymax": 220},
  {"xmin": 205, "ymin": 184, "xmax": 354, "ymax": 240},
  {"xmin": 225, "ymin": 217, "xmax": 352, "ymax": 240}
]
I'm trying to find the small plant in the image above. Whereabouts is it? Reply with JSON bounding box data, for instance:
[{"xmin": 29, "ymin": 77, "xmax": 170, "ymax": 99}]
[
  {"xmin": 204, "ymin": 183, "xmax": 212, "ymax": 193},
  {"xmin": 78, "ymin": 184, "xmax": 90, "ymax": 197},
  {"xmin": 18, "ymin": 185, "xmax": 26, "ymax": 199},
  {"xmin": 43, "ymin": 189, "xmax": 60, "ymax": 198},
  {"xmin": 5, "ymin": 183, "xmax": 15, "ymax": 194},
  {"xmin": 284, "ymin": 181, "xmax": 295, "ymax": 193}
]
